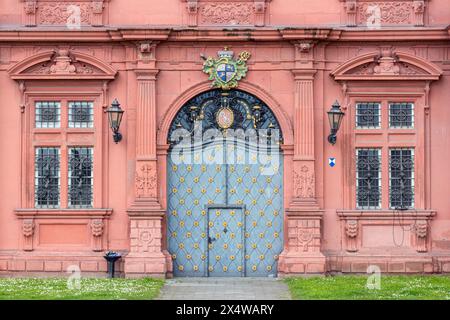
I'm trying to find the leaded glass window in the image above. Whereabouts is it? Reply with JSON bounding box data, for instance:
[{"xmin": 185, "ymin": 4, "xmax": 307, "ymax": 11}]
[
  {"xmin": 68, "ymin": 102, "xmax": 94, "ymax": 128},
  {"xmin": 356, "ymin": 102, "xmax": 381, "ymax": 128},
  {"xmin": 35, "ymin": 102, "xmax": 61, "ymax": 128},
  {"xmin": 389, "ymin": 103, "xmax": 414, "ymax": 128},
  {"xmin": 389, "ymin": 148, "xmax": 414, "ymax": 209},
  {"xmin": 356, "ymin": 148, "xmax": 381, "ymax": 209},
  {"xmin": 68, "ymin": 147, "xmax": 93, "ymax": 207},
  {"xmin": 35, "ymin": 147, "xmax": 60, "ymax": 208}
]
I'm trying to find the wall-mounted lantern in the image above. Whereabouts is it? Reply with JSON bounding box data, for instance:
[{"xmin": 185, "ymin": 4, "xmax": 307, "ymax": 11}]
[
  {"xmin": 106, "ymin": 99, "xmax": 124, "ymax": 143},
  {"xmin": 327, "ymin": 100, "xmax": 345, "ymax": 145}
]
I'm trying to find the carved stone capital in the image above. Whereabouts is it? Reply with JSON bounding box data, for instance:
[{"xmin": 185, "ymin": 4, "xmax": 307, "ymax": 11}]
[
  {"xmin": 344, "ymin": 0, "xmax": 357, "ymax": 26},
  {"xmin": 91, "ymin": 0, "xmax": 105, "ymax": 14},
  {"xmin": 24, "ymin": 0, "xmax": 38, "ymax": 15},
  {"xmin": 137, "ymin": 42, "xmax": 158, "ymax": 64},
  {"xmin": 23, "ymin": 0, "xmax": 38, "ymax": 26},
  {"xmin": 187, "ymin": 0, "xmax": 198, "ymax": 13},
  {"xmin": 413, "ymin": 0, "xmax": 425, "ymax": 26}
]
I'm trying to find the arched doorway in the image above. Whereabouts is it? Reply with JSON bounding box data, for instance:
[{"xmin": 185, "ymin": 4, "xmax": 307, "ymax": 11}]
[{"xmin": 167, "ymin": 89, "xmax": 284, "ymax": 277}]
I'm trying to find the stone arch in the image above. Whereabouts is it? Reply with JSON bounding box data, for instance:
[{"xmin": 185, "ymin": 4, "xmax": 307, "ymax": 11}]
[{"xmin": 158, "ymin": 80, "xmax": 294, "ymax": 146}]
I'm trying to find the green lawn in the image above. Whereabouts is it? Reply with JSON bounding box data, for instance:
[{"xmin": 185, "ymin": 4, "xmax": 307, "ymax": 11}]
[
  {"xmin": 0, "ymin": 277, "xmax": 164, "ymax": 300},
  {"xmin": 285, "ymin": 275, "xmax": 450, "ymax": 300}
]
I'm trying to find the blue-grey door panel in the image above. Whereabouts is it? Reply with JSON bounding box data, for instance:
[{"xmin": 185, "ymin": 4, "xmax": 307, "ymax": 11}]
[{"xmin": 207, "ymin": 206, "xmax": 244, "ymax": 277}]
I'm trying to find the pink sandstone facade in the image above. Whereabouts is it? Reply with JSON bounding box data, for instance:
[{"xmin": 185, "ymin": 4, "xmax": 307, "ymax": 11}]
[{"xmin": 0, "ymin": 0, "xmax": 449, "ymax": 277}]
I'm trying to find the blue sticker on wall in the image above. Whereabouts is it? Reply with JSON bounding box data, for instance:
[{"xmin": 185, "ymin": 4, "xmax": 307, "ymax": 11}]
[{"xmin": 328, "ymin": 157, "xmax": 336, "ymax": 167}]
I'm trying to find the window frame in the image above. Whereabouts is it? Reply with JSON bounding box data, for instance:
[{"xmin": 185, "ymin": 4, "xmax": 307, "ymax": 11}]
[
  {"xmin": 345, "ymin": 93, "xmax": 424, "ymax": 211},
  {"xmin": 355, "ymin": 102, "xmax": 381, "ymax": 129},
  {"xmin": 388, "ymin": 102, "xmax": 415, "ymax": 129},
  {"xmin": 389, "ymin": 147, "xmax": 415, "ymax": 209},
  {"xmin": 356, "ymin": 148, "xmax": 382, "ymax": 209},
  {"xmin": 26, "ymin": 93, "xmax": 104, "ymax": 210}
]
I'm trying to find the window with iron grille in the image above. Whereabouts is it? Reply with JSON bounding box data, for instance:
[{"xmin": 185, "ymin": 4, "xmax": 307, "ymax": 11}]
[
  {"xmin": 68, "ymin": 147, "xmax": 94, "ymax": 207},
  {"xmin": 389, "ymin": 148, "xmax": 414, "ymax": 209},
  {"xmin": 389, "ymin": 102, "xmax": 414, "ymax": 128},
  {"xmin": 35, "ymin": 147, "xmax": 60, "ymax": 208},
  {"xmin": 356, "ymin": 102, "xmax": 381, "ymax": 128},
  {"xmin": 356, "ymin": 148, "xmax": 381, "ymax": 209},
  {"xmin": 35, "ymin": 102, "xmax": 61, "ymax": 128},
  {"xmin": 68, "ymin": 101, "xmax": 94, "ymax": 128}
]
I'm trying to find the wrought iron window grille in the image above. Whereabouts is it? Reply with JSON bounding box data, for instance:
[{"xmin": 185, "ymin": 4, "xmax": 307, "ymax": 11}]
[
  {"xmin": 35, "ymin": 101, "xmax": 61, "ymax": 128},
  {"xmin": 356, "ymin": 148, "xmax": 382, "ymax": 209},
  {"xmin": 35, "ymin": 147, "xmax": 60, "ymax": 208},
  {"xmin": 355, "ymin": 102, "xmax": 381, "ymax": 129},
  {"xmin": 68, "ymin": 147, "xmax": 94, "ymax": 208},
  {"xmin": 389, "ymin": 102, "xmax": 414, "ymax": 128},
  {"xmin": 389, "ymin": 148, "xmax": 414, "ymax": 209}
]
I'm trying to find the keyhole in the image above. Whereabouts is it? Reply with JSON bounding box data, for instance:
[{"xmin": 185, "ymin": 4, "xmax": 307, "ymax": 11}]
[{"xmin": 223, "ymin": 227, "xmax": 228, "ymax": 233}]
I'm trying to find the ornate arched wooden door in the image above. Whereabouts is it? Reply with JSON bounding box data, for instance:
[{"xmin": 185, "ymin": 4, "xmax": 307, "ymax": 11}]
[{"xmin": 167, "ymin": 89, "xmax": 283, "ymax": 277}]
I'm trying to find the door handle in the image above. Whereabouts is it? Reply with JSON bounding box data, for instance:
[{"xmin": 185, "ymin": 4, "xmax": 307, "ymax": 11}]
[{"xmin": 208, "ymin": 236, "xmax": 216, "ymax": 244}]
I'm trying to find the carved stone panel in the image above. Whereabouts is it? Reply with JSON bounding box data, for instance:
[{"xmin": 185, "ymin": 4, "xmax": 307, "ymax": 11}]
[
  {"xmin": 287, "ymin": 218, "xmax": 321, "ymax": 253},
  {"xmin": 355, "ymin": 0, "xmax": 427, "ymax": 26},
  {"xmin": 345, "ymin": 220, "xmax": 358, "ymax": 252},
  {"xmin": 22, "ymin": 1, "xmax": 108, "ymax": 27},
  {"xmin": 293, "ymin": 165, "xmax": 315, "ymax": 199},
  {"xmin": 135, "ymin": 162, "xmax": 158, "ymax": 198},
  {"xmin": 22, "ymin": 219, "xmax": 35, "ymax": 251},
  {"xmin": 90, "ymin": 219, "xmax": 104, "ymax": 252},
  {"xmin": 183, "ymin": 0, "xmax": 270, "ymax": 26},
  {"xmin": 415, "ymin": 220, "xmax": 428, "ymax": 252}
]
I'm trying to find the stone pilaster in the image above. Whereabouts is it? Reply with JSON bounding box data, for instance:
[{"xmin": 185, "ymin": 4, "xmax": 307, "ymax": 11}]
[
  {"xmin": 278, "ymin": 41, "xmax": 325, "ymax": 275},
  {"xmin": 125, "ymin": 42, "xmax": 169, "ymax": 277},
  {"xmin": 23, "ymin": 0, "xmax": 37, "ymax": 27},
  {"xmin": 91, "ymin": 0, "xmax": 105, "ymax": 27}
]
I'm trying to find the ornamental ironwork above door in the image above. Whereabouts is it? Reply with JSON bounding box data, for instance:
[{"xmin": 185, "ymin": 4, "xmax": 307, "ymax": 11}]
[{"xmin": 167, "ymin": 89, "xmax": 284, "ymax": 277}]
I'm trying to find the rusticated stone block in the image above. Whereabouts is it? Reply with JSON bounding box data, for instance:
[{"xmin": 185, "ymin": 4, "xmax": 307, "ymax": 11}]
[
  {"xmin": 80, "ymin": 261, "xmax": 98, "ymax": 272},
  {"xmin": 289, "ymin": 263, "xmax": 305, "ymax": 273},
  {"xmin": 26, "ymin": 261, "xmax": 44, "ymax": 271},
  {"xmin": 0, "ymin": 260, "xmax": 8, "ymax": 271},
  {"xmin": 388, "ymin": 262, "xmax": 405, "ymax": 272},
  {"xmin": 441, "ymin": 262, "xmax": 450, "ymax": 273},
  {"xmin": 306, "ymin": 263, "xmax": 325, "ymax": 273},
  {"xmin": 405, "ymin": 262, "xmax": 424, "ymax": 273},
  {"xmin": 11, "ymin": 260, "xmax": 26, "ymax": 271},
  {"xmin": 44, "ymin": 261, "xmax": 62, "ymax": 272},
  {"xmin": 351, "ymin": 262, "xmax": 368, "ymax": 273}
]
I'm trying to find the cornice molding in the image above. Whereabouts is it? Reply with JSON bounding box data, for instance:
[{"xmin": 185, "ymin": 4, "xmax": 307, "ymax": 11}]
[{"xmin": 0, "ymin": 27, "xmax": 449, "ymax": 42}]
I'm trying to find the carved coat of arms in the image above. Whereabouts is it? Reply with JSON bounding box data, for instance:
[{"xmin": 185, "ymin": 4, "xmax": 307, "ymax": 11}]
[{"xmin": 202, "ymin": 47, "xmax": 251, "ymax": 90}]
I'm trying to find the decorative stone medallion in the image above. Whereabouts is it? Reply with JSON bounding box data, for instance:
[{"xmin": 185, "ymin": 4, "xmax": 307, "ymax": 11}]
[{"xmin": 216, "ymin": 107, "xmax": 234, "ymax": 129}]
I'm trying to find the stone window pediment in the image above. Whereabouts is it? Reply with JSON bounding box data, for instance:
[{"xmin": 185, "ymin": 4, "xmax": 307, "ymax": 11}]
[
  {"xmin": 8, "ymin": 49, "xmax": 117, "ymax": 80},
  {"xmin": 331, "ymin": 47, "xmax": 442, "ymax": 81}
]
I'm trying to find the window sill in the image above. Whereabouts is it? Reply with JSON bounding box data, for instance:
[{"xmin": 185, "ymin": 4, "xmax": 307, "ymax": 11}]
[
  {"xmin": 337, "ymin": 209, "xmax": 436, "ymax": 220},
  {"xmin": 15, "ymin": 208, "xmax": 112, "ymax": 219}
]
